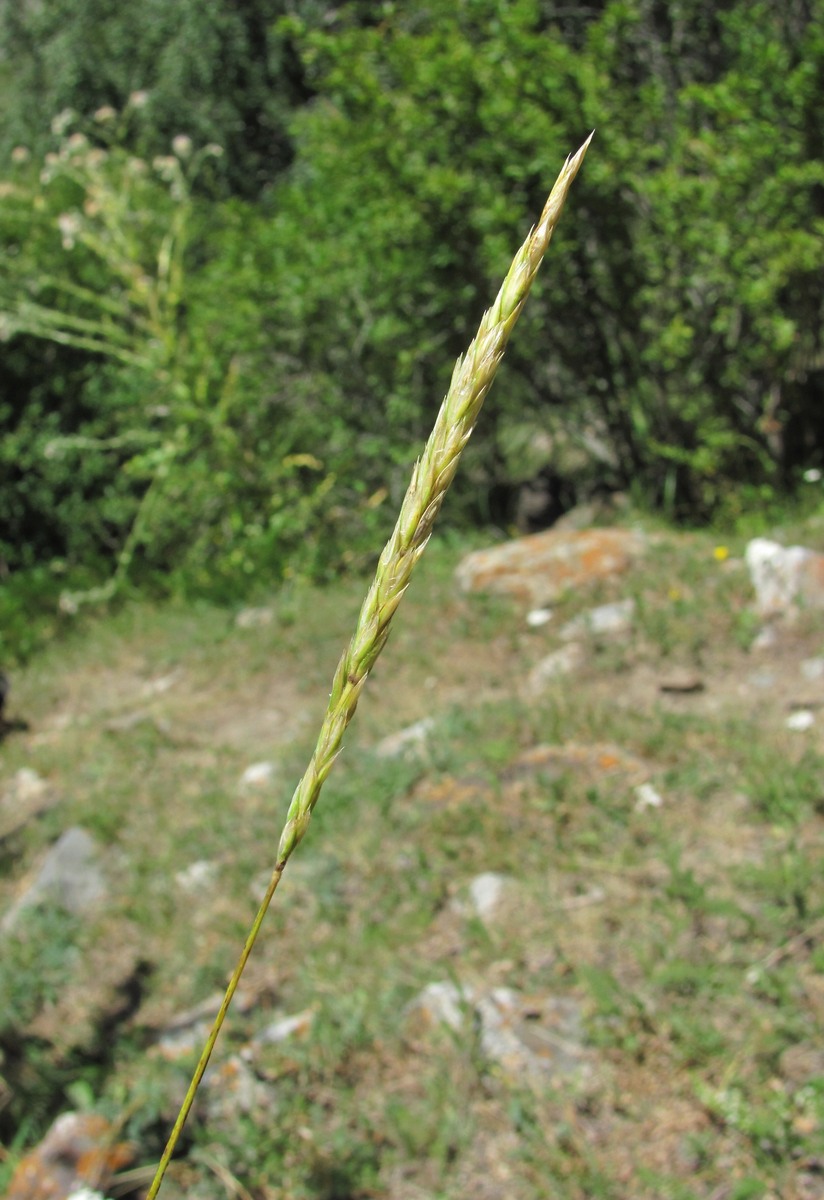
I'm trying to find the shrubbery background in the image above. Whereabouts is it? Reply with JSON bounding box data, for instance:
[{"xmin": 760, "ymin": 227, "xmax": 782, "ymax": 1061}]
[{"xmin": 1, "ymin": 0, "xmax": 822, "ymax": 608}]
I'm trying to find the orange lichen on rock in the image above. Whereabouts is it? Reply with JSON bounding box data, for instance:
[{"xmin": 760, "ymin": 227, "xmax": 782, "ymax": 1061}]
[
  {"xmin": 455, "ymin": 528, "xmax": 646, "ymax": 605},
  {"xmin": 5, "ymin": 1112, "xmax": 133, "ymax": 1200}
]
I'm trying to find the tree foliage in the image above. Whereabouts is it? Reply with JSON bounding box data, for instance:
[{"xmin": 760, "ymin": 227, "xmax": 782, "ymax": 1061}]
[
  {"xmin": 0, "ymin": 0, "xmax": 310, "ymax": 197},
  {"xmin": 0, "ymin": 0, "xmax": 823, "ymax": 613}
]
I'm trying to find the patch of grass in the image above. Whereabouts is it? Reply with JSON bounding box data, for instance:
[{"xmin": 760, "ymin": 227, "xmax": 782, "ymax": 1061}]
[{"xmin": 4, "ymin": 505, "xmax": 824, "ymax": 1197}]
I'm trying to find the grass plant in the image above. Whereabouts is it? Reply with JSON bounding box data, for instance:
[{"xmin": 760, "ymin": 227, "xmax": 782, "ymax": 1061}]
[{"xmin": 146, "ymin": 137, "xmax": 593, "ymax": 1196}]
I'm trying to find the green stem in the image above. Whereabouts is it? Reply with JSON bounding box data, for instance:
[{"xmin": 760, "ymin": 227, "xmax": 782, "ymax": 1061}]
[{"xmin": 145, "ymin": 864, "xmax": 285, "ymax": 1200}]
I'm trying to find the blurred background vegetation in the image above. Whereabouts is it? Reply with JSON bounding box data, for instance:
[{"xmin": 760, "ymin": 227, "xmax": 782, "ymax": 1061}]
[{"xmin": 0, "ymin": 0, "xmax": 822, "ymax": 643}]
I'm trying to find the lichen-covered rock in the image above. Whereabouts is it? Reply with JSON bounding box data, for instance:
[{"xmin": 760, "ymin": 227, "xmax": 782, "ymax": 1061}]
[
  {"xmin": 456, "ymin": 528, "xmax": 645, "ymax": 605},
  {"xmin": 2, "ymin": 827, "xmax": 106, "ymax": 932},
  {"xmin": 746, "ymin": 537, "xmax": 824, "ymax": 617},
  {"xmin": 5, "ymin": 1112, "xmax": 133, "ymax": 1200}
]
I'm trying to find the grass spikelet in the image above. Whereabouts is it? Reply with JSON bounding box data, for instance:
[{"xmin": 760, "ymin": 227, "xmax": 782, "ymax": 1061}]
[{"xmin": 147, "ymin": 134, "xmax": 592, "ymax": 1198}]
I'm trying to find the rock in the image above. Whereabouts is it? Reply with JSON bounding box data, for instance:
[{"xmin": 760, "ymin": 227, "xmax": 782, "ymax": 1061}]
[
  {"xmin": 455, "ymin": 528, "xmax": 645, "ymax": 605},
  {"xmin": 2, "ymin": 827, "xmax": 106, "ymax": 932},
  {"xmin": 527, "ymin": 643, "xmax": 585, "ymax": 692},
  {"xmin": 786, "ymin": 710, "xmax": 815, "ymax": 731},
  {"xmin": 374, "ymin": 717, "xmax": 436, "ymax": 759},
  {"xmin": 407, "ymin": 982, "xmax": 590, "ymax": 1081},
  {"xmin": 746, "ymin": 537, "xmax": 824, "ymax": 617},
  {"xmin": 559, "ymin": 598, "xmax": 635, "ymax": 641},
  {"xmin": 407, "ymin": 981, "xmax": 468, "ymax": 1033},
  {"xmin": 139, "ymin": 669, "xmax": 183, "ymax": 697},
  {"xmin": 175, "ymin": 859, "xmax": 218, "ymax": 892},
  {"xmin": 635, "ymin": 783, "xmax": 664, "ymax": 810},
  {"xmin": 201, "ymin": 1054, "xmax": 277, "ymax": 1125},
  {"xmin": 658, "ymin": 672, "xmax": 705, "ymax": 694},
  {"xmin": 5, "ymin": 1112, "xmax": 133, "ymax": 1200},
  {"xmin": 751, "ymin": 624, "xmax": 780, "ymax": 650},
  {"xmin": 151, "ymin": 988, "xmax": 263, "ymax": 1061},
  {"xmin": 104, "ymin": 711, "xmax": 171, "ymax": 736},
  {"xmin": 801, "ymin": 657, "xmax": 824, "ymax": 681},
  {"xmin": 475, "ymin": 989, "xmax": 590, "ymax": 1081},
  {"xmin": 235, "ymin": 606, "xmax": 274, "ymax": 629},
  {"xmin": 248, "ymin": 1007, "xmax": 315, "ymax": 1049},
  {"xmin": 525, "ymin": 606, "xmax": 553, "ymax": 628},
  {"xmin": 504, "ymin": 742, "xmax": 649, "ymax": 788},
  {"xmin": 240, "ymin": 761, "xmax": 277, "ymax": 788},
  {"xmin": 452, "ymin": 872, "xmax": 515, "ymax": 924},
  {"xmin": 0, "ymin": 768, "xmax": 57, "ymax": 842},
  {"xmin": 9, "ymin": 767, "xmax": 49, "ymax": 803}
]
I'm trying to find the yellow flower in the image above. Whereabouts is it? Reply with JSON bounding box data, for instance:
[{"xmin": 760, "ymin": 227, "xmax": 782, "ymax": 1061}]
[{"xmin": 713, "ymin": 545, "xmax": 729, "ymax": 562}]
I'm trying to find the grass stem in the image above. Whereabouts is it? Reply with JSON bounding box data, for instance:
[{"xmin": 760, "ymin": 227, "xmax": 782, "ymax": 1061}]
[{"xmin": 146, "ymin": 134, "xmax": 591, "ymax": 1199}]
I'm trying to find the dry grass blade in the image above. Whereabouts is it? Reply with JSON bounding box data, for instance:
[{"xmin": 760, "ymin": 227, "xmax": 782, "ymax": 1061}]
[{"xmin": 146, "ymin": 134, "xmax": 592, "ymax": 1199}]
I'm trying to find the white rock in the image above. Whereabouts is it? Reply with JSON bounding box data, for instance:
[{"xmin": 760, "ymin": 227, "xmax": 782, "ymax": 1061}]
[
  {"xmin": 466, "ymin": 872, "xmax": 513, "ymax": 922},
  {"xmin": 175, "ymin": 859, "xmax": 218, "ymax": 892},
  {"xmin": 745, "ymin": 537, "xmax": 824, "ymax": 617},
  {"xmin": 250, "ymin": 1008, "xmax": 315, "ymax": 1048},
  {"xmin": 408, "ymin": 981, "xmax": 469, "ymax": 1032},
  {"xmin": 374, "ymin": 717, "xmax": 436, "ymax": 759},
  {"xmin": 801, "ymin": 657, "xmax": 824, "ymax": 681},
  {"xmin": 140, "ymin": 668, "xmax": 183, "ymax": 697},
  {"xmin": 235, "ymin": 606, "xmax": 274, "ymax": 629},
  {"xmin": 786, "ymin": 710, "xmax": 815, "ymax": 731},
  {"xmin": 240, "ymin": 761, "xmax": 276, "ymax": 788},
  {"xmin": 526, "ymin": 607, "xmax": 553, "ymax": 628},
  {"xmin": 202, "ymin": 1053, "xmax": 275, "ymax": 1122},
  {"xmin": 634, "ymin": 783, "xmax": 663, "ymax": 811},
  {"xmin": 560, "ymin": 598, "xmax": 635, "ymax": 641},
  {"xmin": 12, "ymin": 767, "xmax": 48, "ymax": 801},
  {"xmin": 751, "ymin": 624, "xmax": 779, "ymax": 651},
  {"xmin": 527, "ymin": 643, "xmax": 584, "ymax": 691}
]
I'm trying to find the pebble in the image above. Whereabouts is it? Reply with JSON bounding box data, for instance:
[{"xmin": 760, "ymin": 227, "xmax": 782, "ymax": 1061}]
[
  {"xmin": 786, "ymin": 710, "xmax": 815, "ymax": 731},
  {"xmin": 635, "ymin": 783, "xmax": 664, "ymax": 810},
  {"xmin": 559, "ymin": 598, "xmax": 635, "ymax": 641},
  {"xmin": 235, "ymin": 606, "xmax": 274, "ymax": 629},
  {"xmin": 526, "ymin": 607, "xmax": 553, "ymax": 628},
  {"xmin": 240, "ymin": 761, "xmax": 276, "ymax": 788},
  {"xmin": 527, "ymin": 643, "xmax": 585, "ymax": 692},
  {"xmin": 374, "ymin": 717, "xmax": 436, "ymax": 759}
]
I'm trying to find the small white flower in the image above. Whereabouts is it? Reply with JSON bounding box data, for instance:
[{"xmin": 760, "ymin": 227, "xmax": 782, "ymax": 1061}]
[
  {"xmin": 93, "ymin": 105, "xmax": 117, "ymax": 123},
  {"xmin": 128, "ymin": 89, "xmax": 149, "ymax": 108},
  {"xmin": 803, "ymin": 467, "xmax": 822, "ymax": 484},
  {"xmin": 11, "ymin": 145, "xmax": 30, "ymax": 164},
  {"xmin": 172, "ymin": 134, "xmax": 193, "ymax": 159},
  {"xmin": 51, "ymin": 108, "xmax": 75, "ymax": 136},
  {"xmin": 152, "ymin": 155, "xmax": 178, "ymax": 180},
  {"xmin": 57, "ymin": 211, "xmax": 82, "ymax": 249}
]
